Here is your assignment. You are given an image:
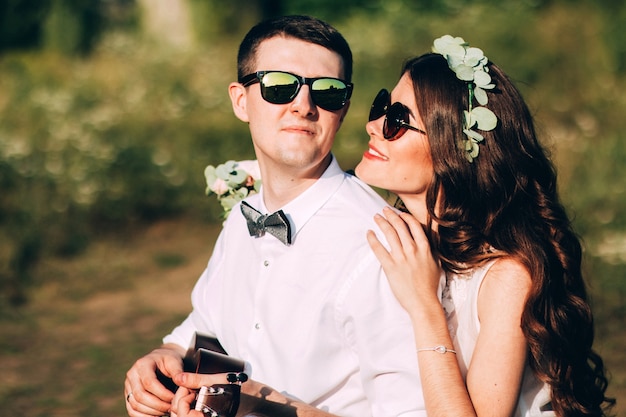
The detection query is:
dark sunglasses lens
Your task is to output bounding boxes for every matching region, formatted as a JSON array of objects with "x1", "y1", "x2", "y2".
[
  {"x1": 369, "y1": 89, "x2": 389, "y2": 121},
  {"x1": 383, "y1": 102, "x2": 409, "y2": 140},
  {"x1": 311, "y1": 78, "x2": 349, "y2": 111},
  {"x1": 260, "y1": 72, "x2": 300, "y2": 104}
]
